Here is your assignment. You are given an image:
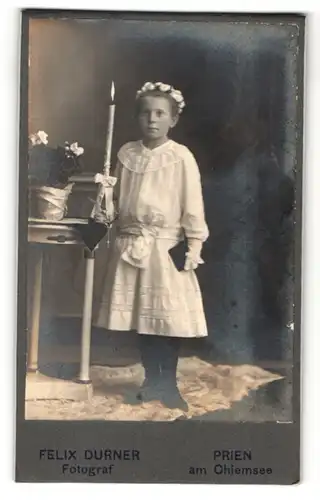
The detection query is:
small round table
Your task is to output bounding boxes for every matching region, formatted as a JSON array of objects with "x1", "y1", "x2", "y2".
[{"x1": 28, "y1": 218, "x2": 96, "y2": 384}]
